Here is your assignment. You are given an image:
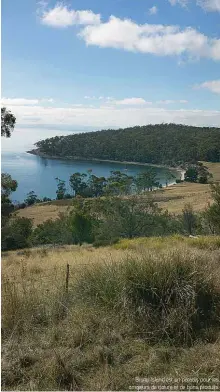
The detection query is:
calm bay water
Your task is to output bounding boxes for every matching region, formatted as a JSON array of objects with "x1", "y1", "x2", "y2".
[{"x1": 1, "y1": 151, "x2": 179, "y2": 202}]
